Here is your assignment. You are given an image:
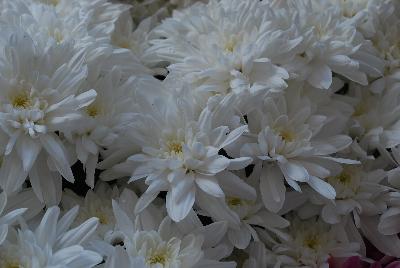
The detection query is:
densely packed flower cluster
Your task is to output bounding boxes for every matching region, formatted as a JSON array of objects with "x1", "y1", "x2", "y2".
[{"x1": 0, "y1": 0, "x2": 400, "y2": 267}]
